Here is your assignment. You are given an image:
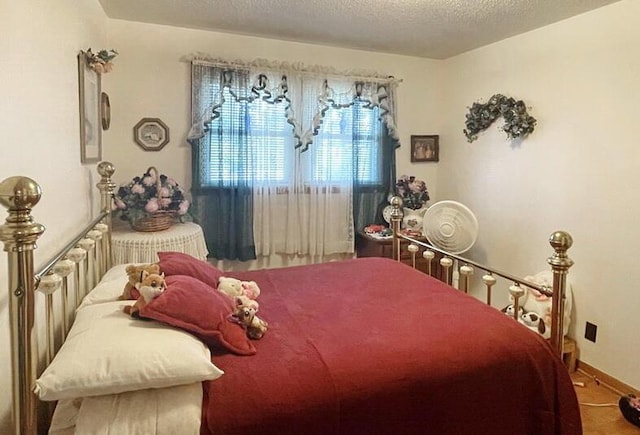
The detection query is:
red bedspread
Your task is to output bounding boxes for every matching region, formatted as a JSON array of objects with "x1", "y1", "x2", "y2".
[{"x1": 201, "y1": 258, "x2": 581, "y2": 435}]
